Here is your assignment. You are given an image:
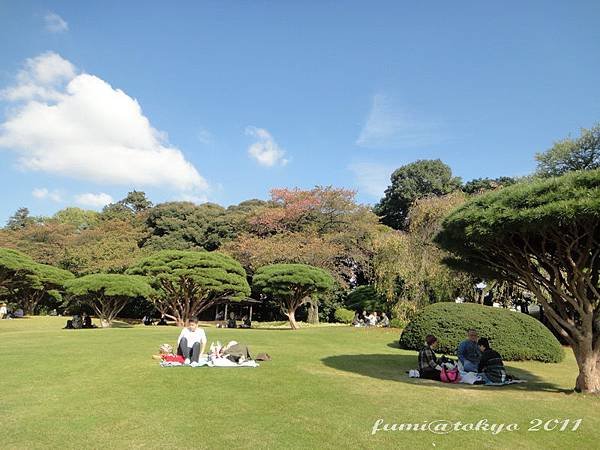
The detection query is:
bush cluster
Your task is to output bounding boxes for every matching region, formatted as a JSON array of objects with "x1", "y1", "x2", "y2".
[
  {"x1": 334, "y1": 307, "x2": 355, "y2": 324},
  {"x1": 399, "y1": 302, "x2": 564, "y2": 362}
]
